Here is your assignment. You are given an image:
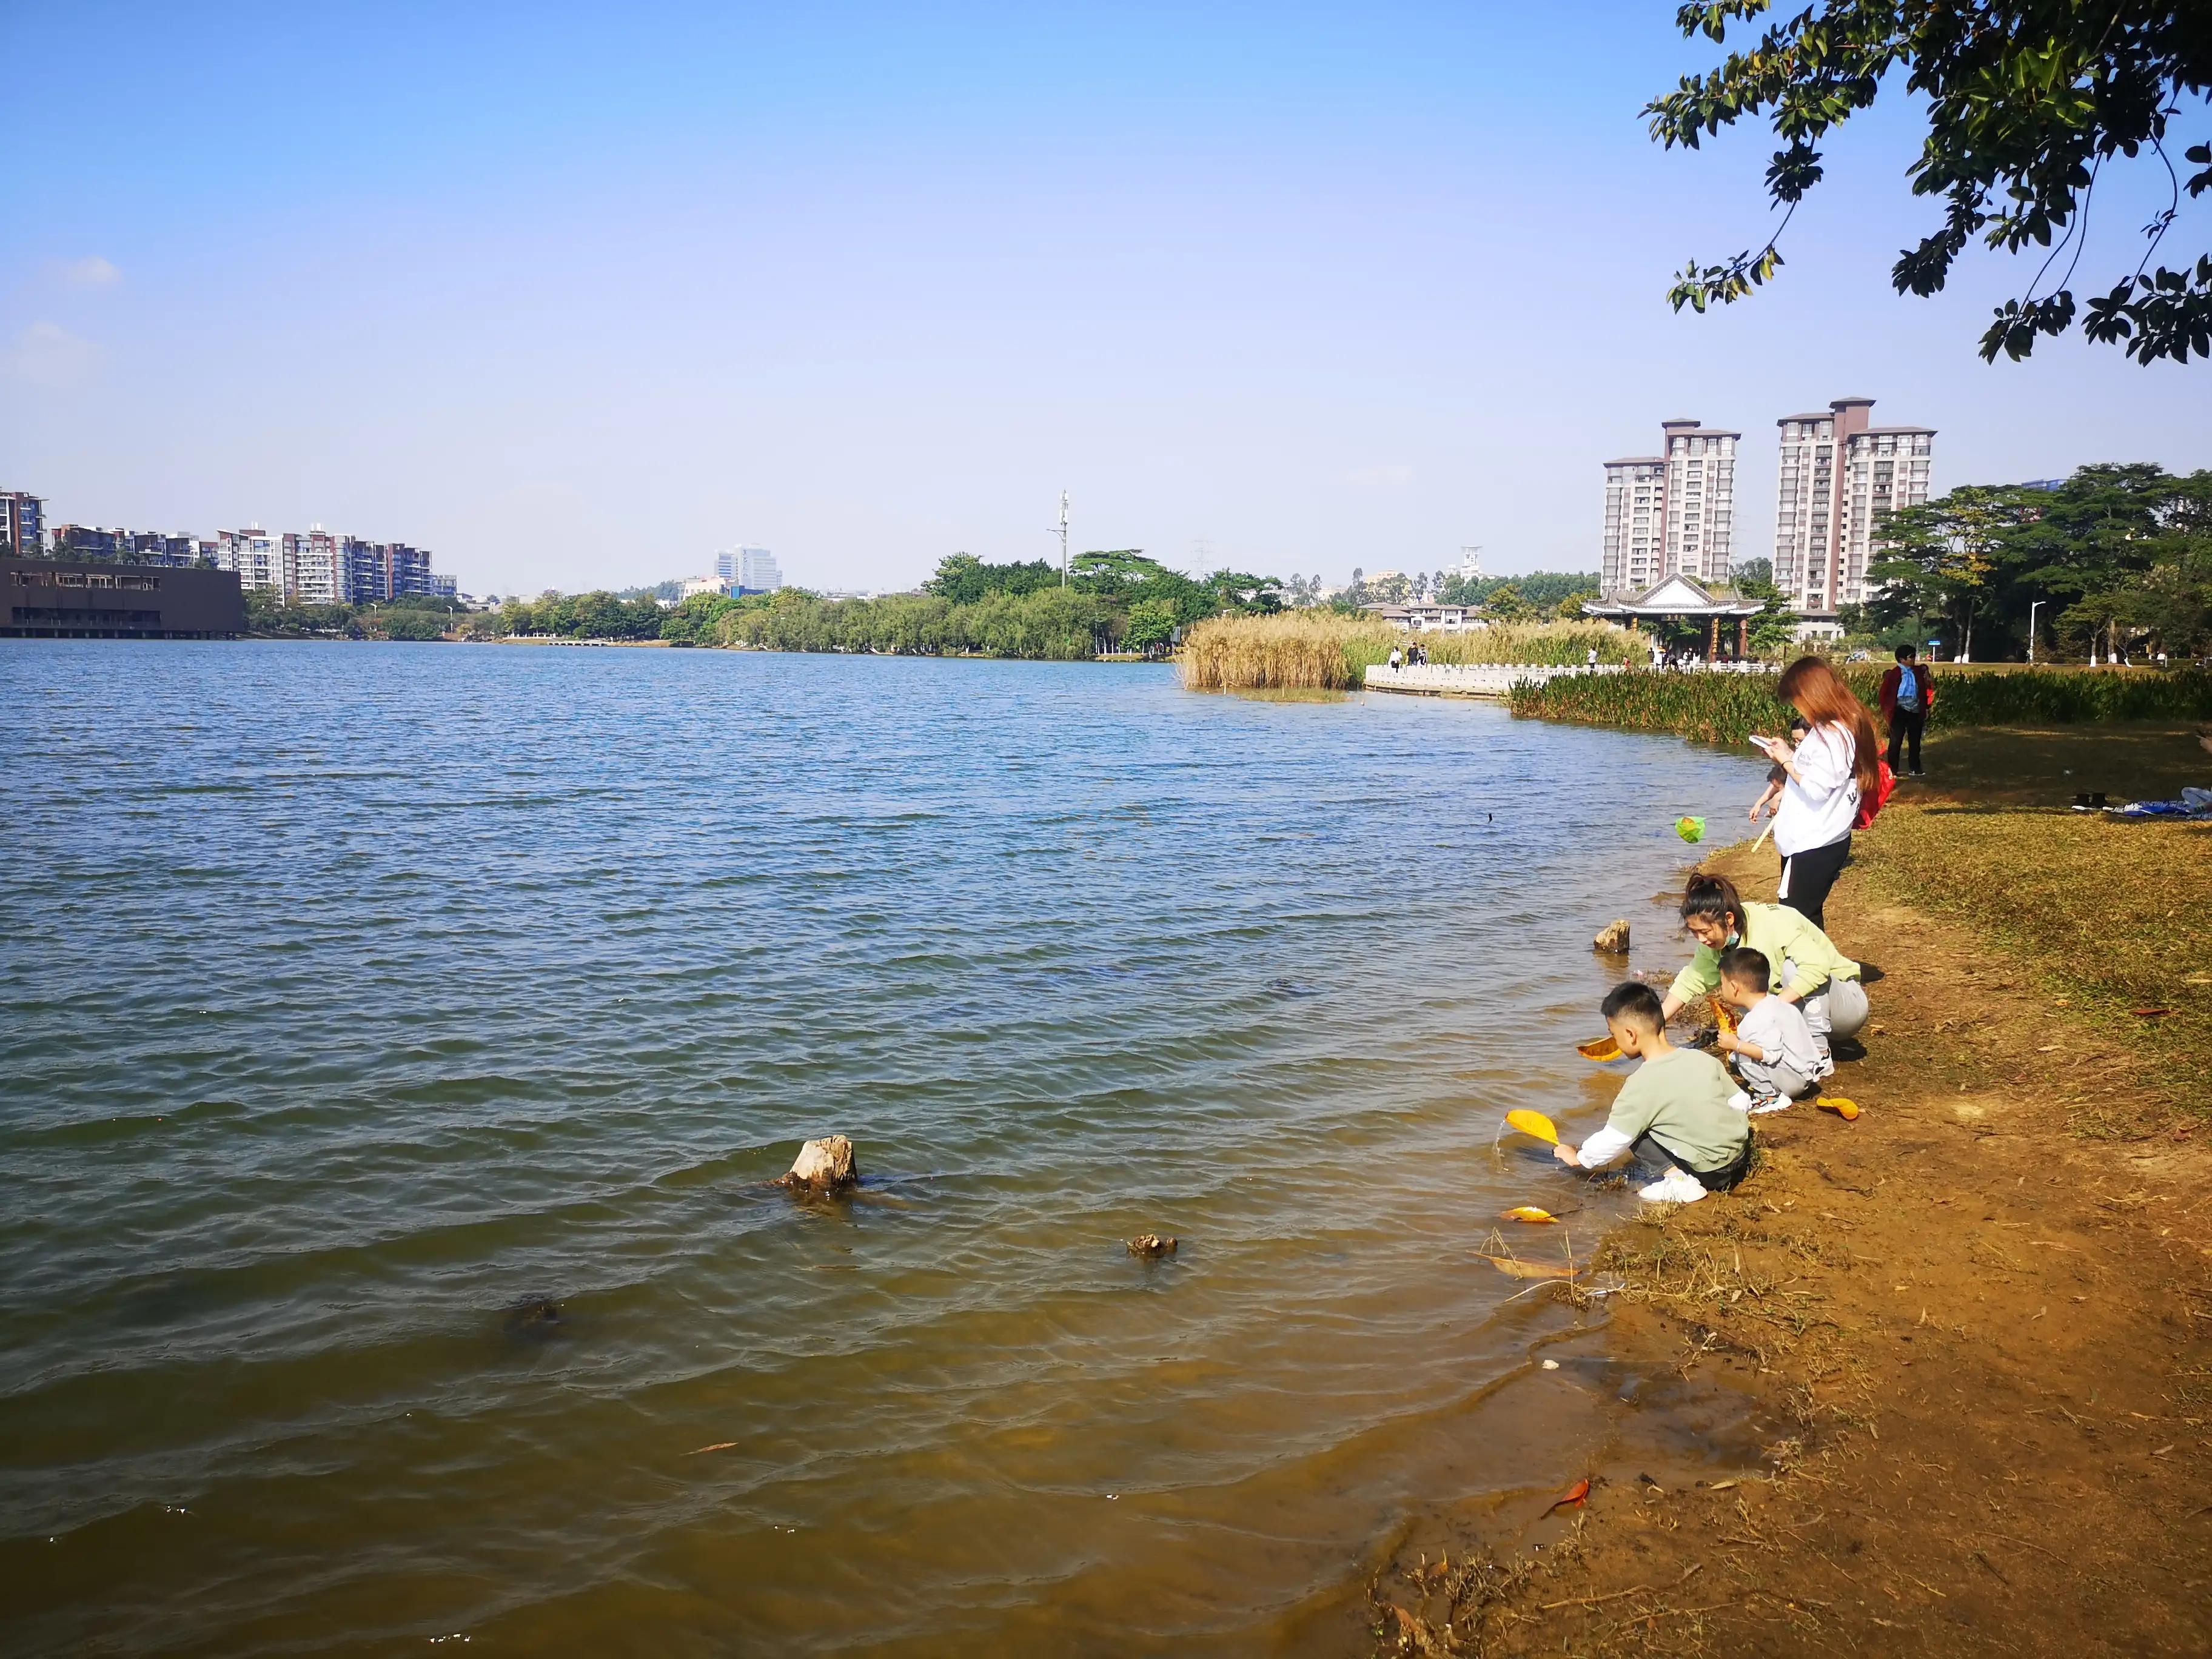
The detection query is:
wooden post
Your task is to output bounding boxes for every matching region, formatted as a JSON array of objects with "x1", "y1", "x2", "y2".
[
  {"x1": 1737, "y1": 616, "x2": 1748, "y2": 659},
  {"x1": 1706, "y1": 615, "x2": 1717, "y2": 660}
]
